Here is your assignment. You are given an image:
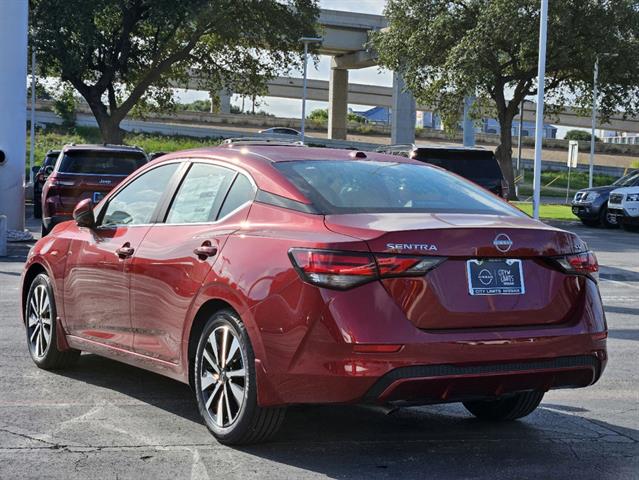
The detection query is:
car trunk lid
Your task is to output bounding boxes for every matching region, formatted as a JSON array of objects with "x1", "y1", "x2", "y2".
[{"x1": 324, "y1": 213, "x2": 589, "y2": 330}]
